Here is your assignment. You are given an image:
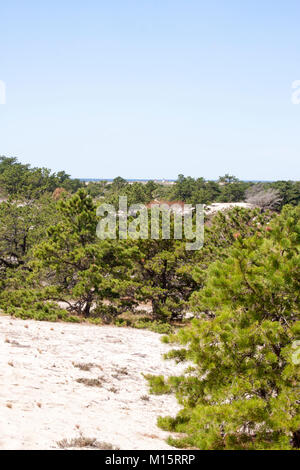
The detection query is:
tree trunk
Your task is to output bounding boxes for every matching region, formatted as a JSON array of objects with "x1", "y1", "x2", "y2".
[
  {"x1": 292, "y1": 429, "x2": 300, "y2": 448},
  {"x1": 83, "y1": 297, "x2": 92, "y2": 317}
]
